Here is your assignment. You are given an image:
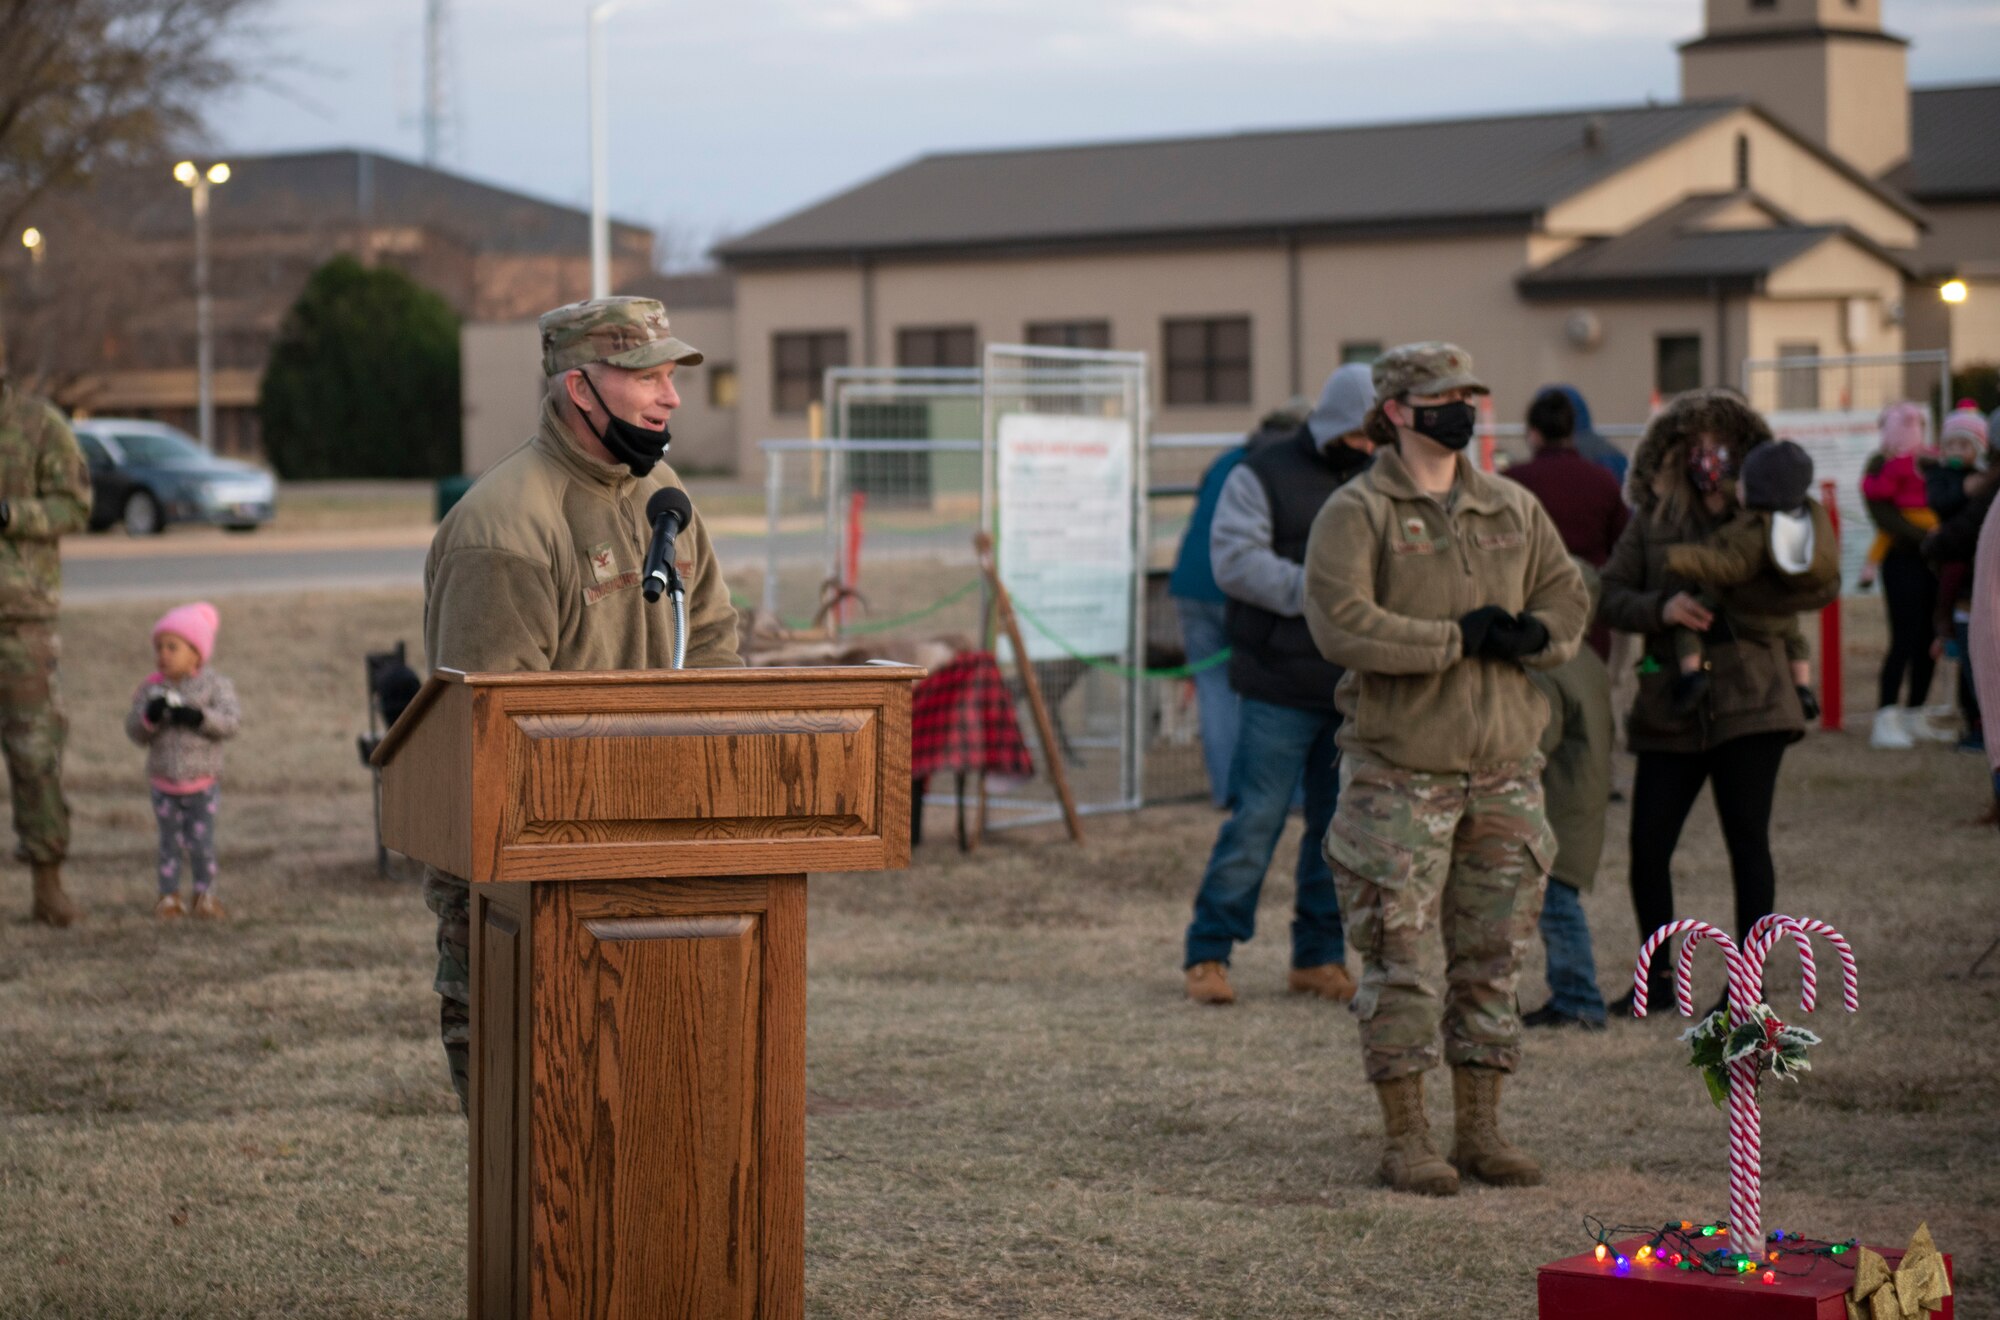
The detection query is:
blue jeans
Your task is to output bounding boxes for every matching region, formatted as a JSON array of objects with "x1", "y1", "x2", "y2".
[
  {"x1": 1537, "y1": 880, "x2": 1605, "y2": 1022},
  {"x1": 1184, "y1": 698, "x2": 1345, "y2": 969},
  {"x1": 1174, "y1": 597, "x2": 1237, "y2": 807}
]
